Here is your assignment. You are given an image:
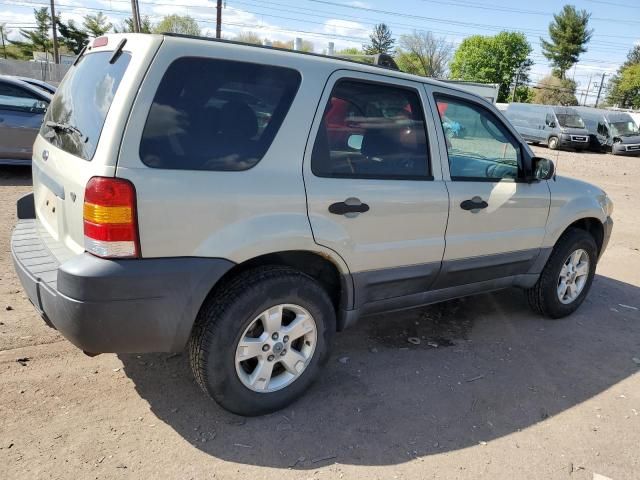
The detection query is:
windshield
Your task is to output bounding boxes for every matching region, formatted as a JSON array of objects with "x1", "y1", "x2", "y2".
[
  {"x1": 556, "y1": 113, "x2": 585, "y2": 129},
  {"x1": 610, "y1": 120, "x2": 639, "y2": 137},
  {"x1": 40, "y1": 51, "x2": 131, "y2": 161}
]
